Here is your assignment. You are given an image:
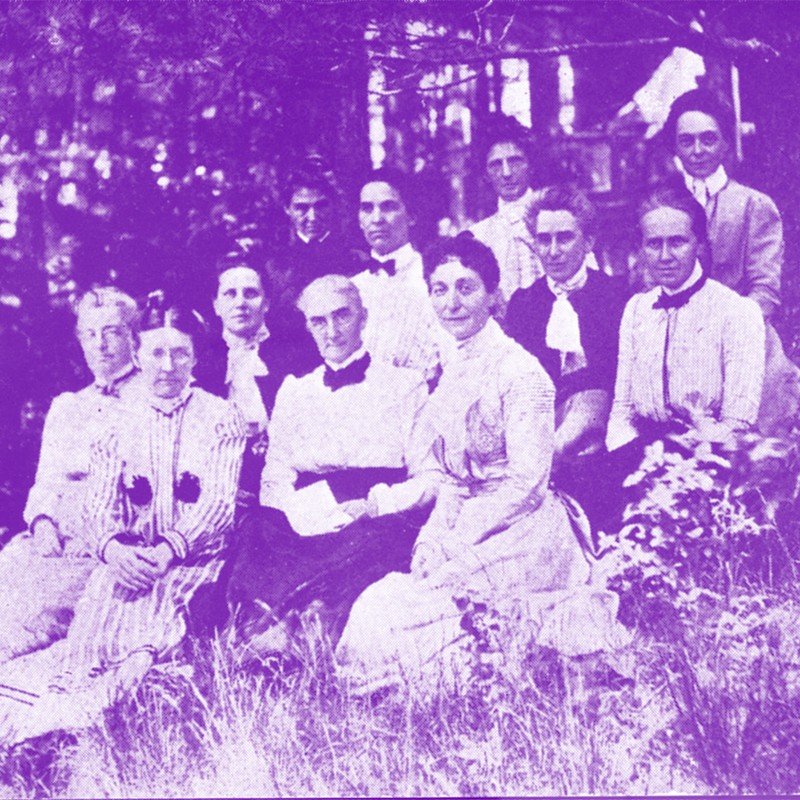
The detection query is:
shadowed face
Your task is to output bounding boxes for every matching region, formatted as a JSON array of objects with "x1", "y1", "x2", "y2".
[
  {"x1": 676, "y1": 110, "x2": 728, "y2": 180},
  {"x1": 429, "y1": 258, "x2": 494, "y2": 341},
  {"x1": 213, "y1": 267, "x2": 269, "y2": 339},
  {"x1": 358, "y1": 181, "x2": 411, "y2": 256},
  {"x1": 301, "y1": 283, "x2": 367, "y2": 364},
  {"x1": 641, "y1": 206, "x2": 700, "y2": 290},
  {"x1": 486, "y1": 141, "x2": 530, "y2": 202},
  {"x1": 535, "y1": 209, "x2": 594, "y2": 284},
  {"x1": 285, "y1": 186, "x2": 333, "y2": 242},
  {"x1": 76, "y1": 304, "x2": 134, "y2": 383},
  {"x1": 137, "y1": 326, "x2": 196, "y2": 399}
]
